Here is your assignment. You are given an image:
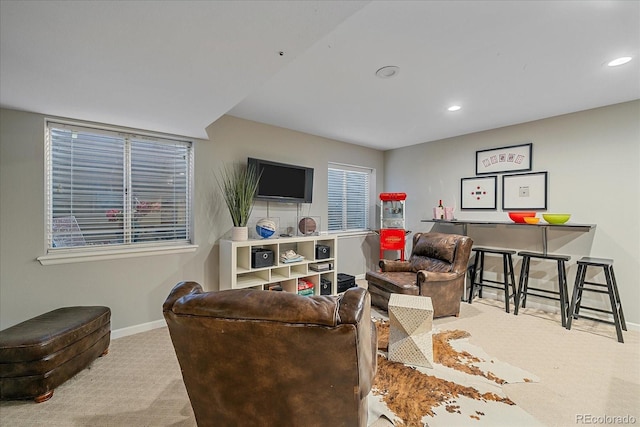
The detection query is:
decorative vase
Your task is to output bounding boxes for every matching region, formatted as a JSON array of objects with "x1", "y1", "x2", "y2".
[{"x1": 231, "y1": 226, "x2": 248, "y2": 241}]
